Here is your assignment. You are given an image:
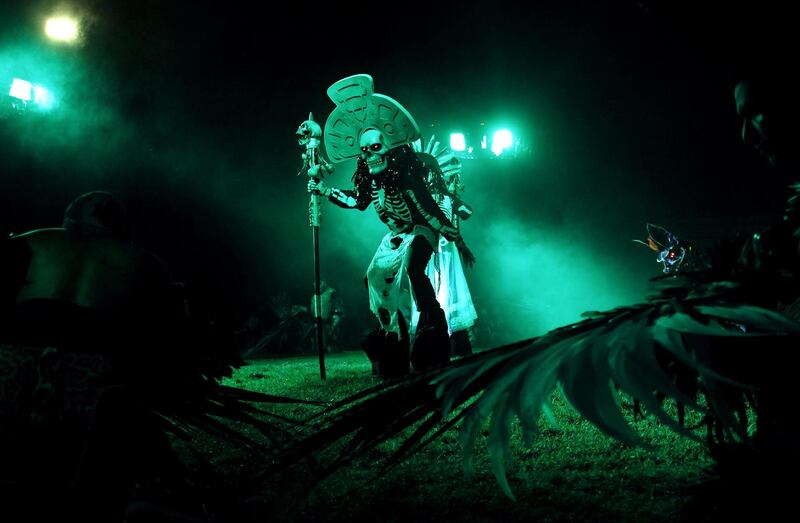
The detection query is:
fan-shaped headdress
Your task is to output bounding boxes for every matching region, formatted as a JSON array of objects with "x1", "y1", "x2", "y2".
[{"x1": 323, "y1": 74, "x2": 422, "y2": 163}]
